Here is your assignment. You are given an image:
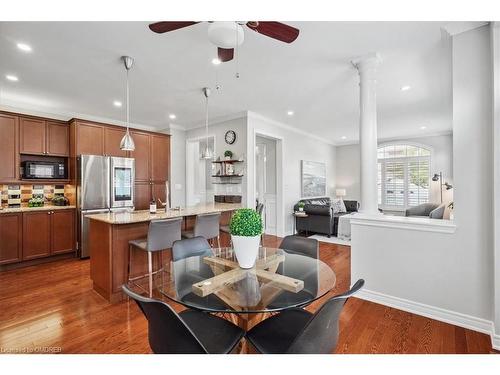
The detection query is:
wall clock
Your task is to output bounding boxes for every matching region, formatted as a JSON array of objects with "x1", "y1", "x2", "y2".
[{"x1": 225, "y1": 130, "x2": 236, "y2": 145}]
